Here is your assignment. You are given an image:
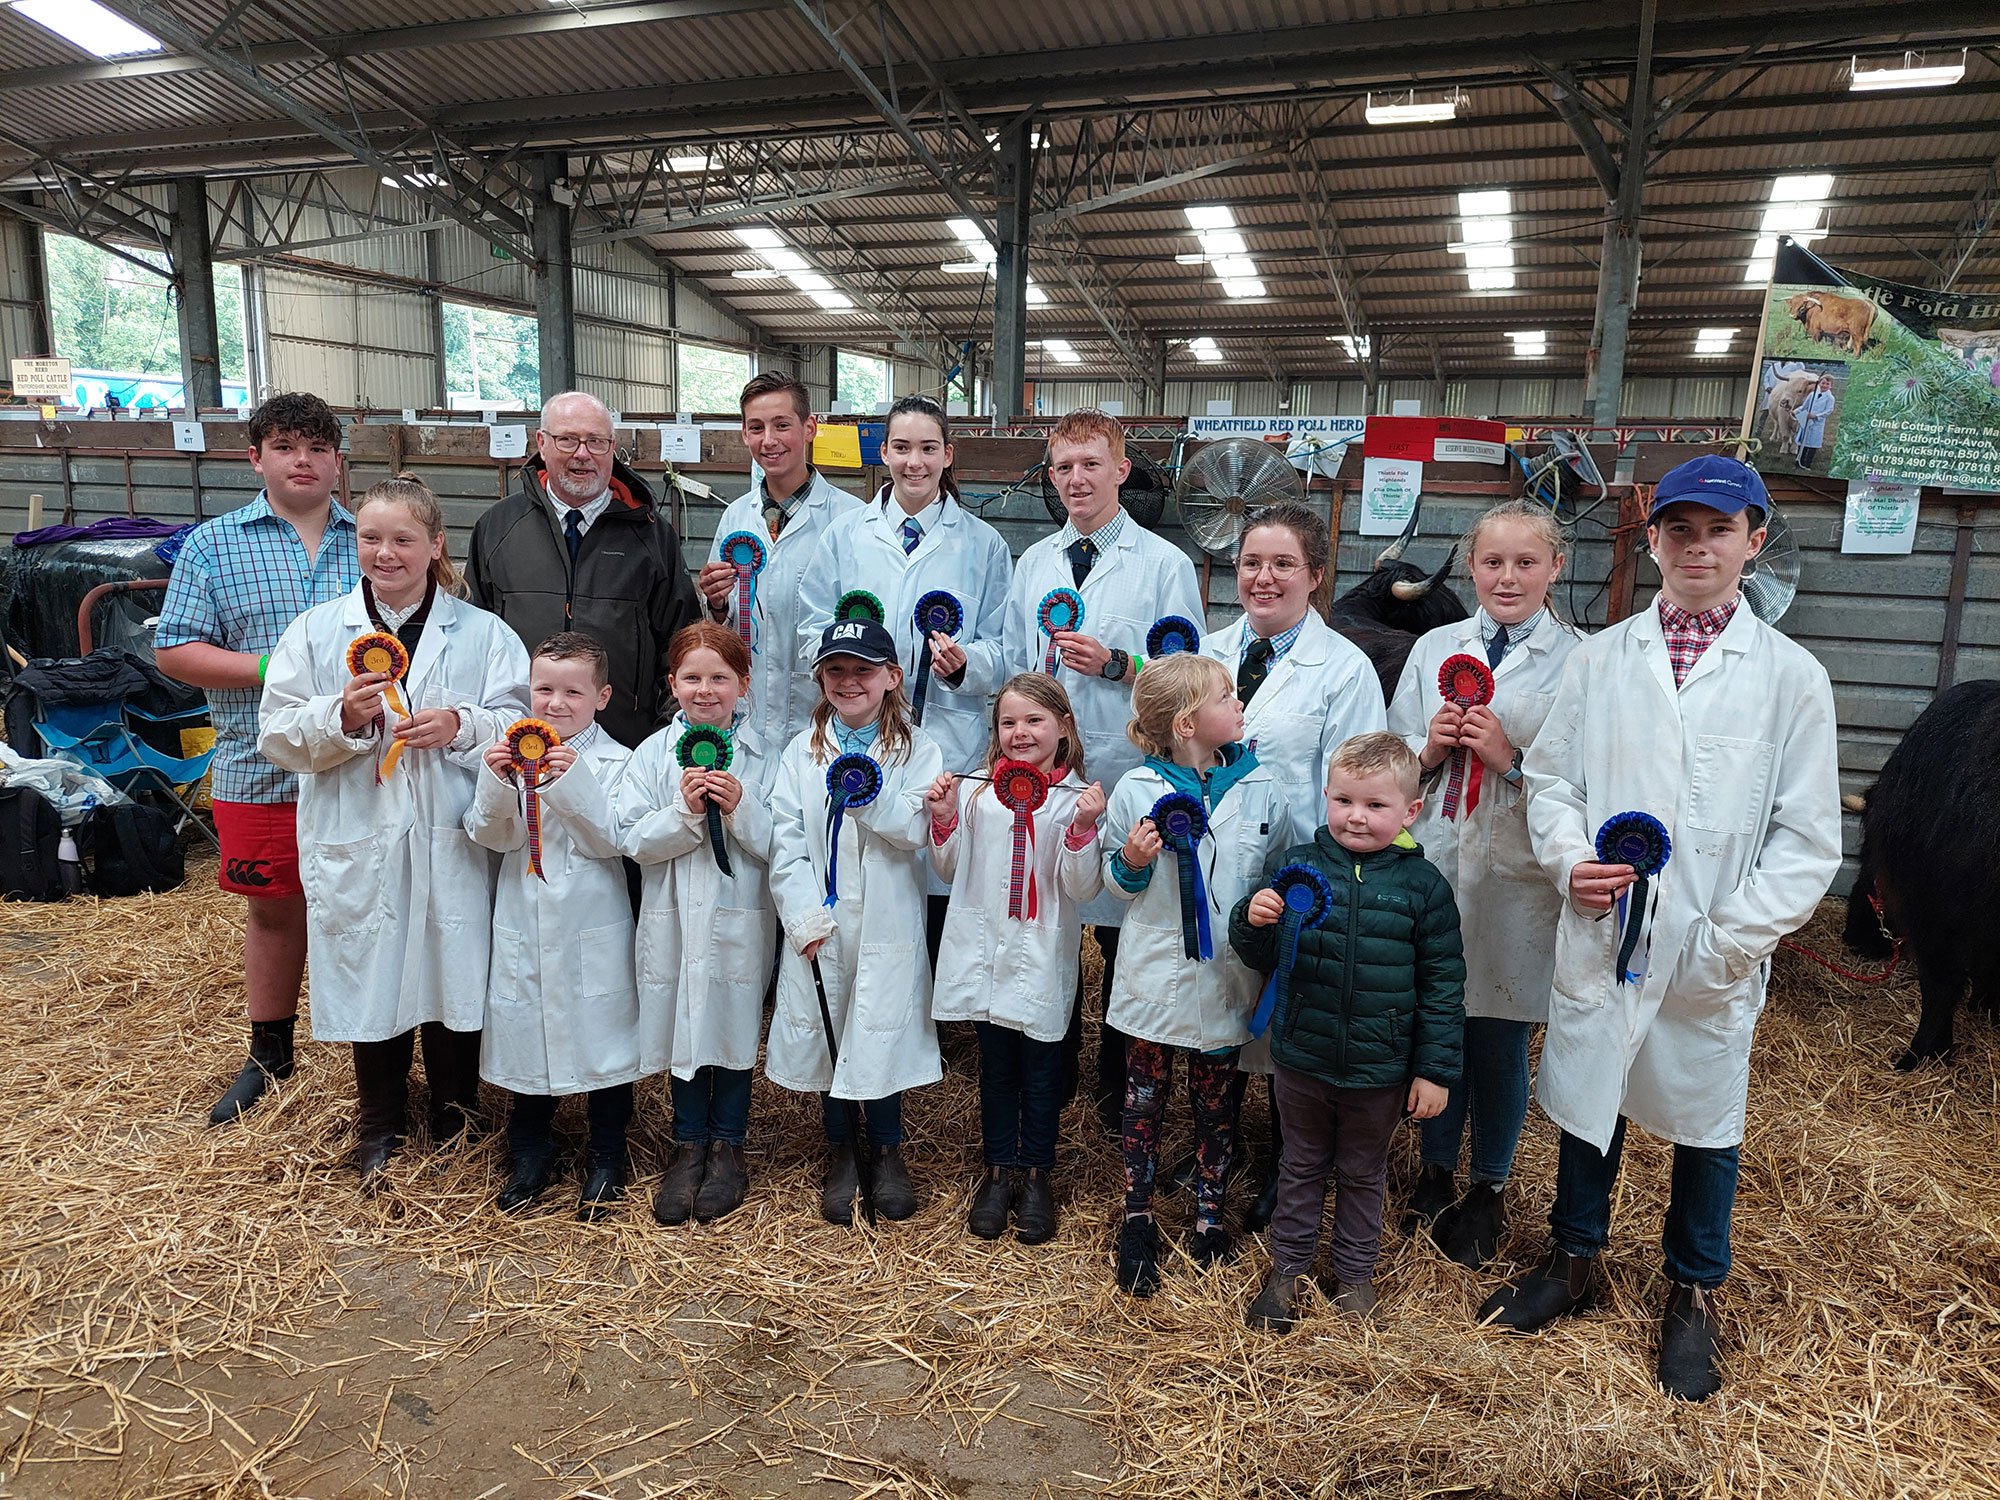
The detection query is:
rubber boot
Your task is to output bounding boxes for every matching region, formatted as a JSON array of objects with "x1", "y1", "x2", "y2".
[
  {"x1": 692, "y1": 1142, "x2": 749, "y2": 1223},
  {"x1": 652, "y1": 1142, "x2": 707, "y2": 1227},
  {"x1": 1478, "y1": 1247, "x2": 1598, "y2": 1332},
  {"x1": 967, "y1": 1166, "x2": 1014, "y2": 1240},
  {"x1": 1014, "y1": 1168, "x2": 1058, "y2": 1246},
  {"x1": 208, "y1": 1017, "x2": 296, "y2": 1126},
  {"x1": 1658, "y1": 1282, "x2": 1724, "y2": 1402},
  {"x1": 820, "y1": 1144, "x2": 860, "y2": 1226},
  {"x1": 872, "y1": 1144, "x2": 918, "y2": 1222},
  {"x1": 351, "y1": 1033, "x2": 412, "y2": 1191}
]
